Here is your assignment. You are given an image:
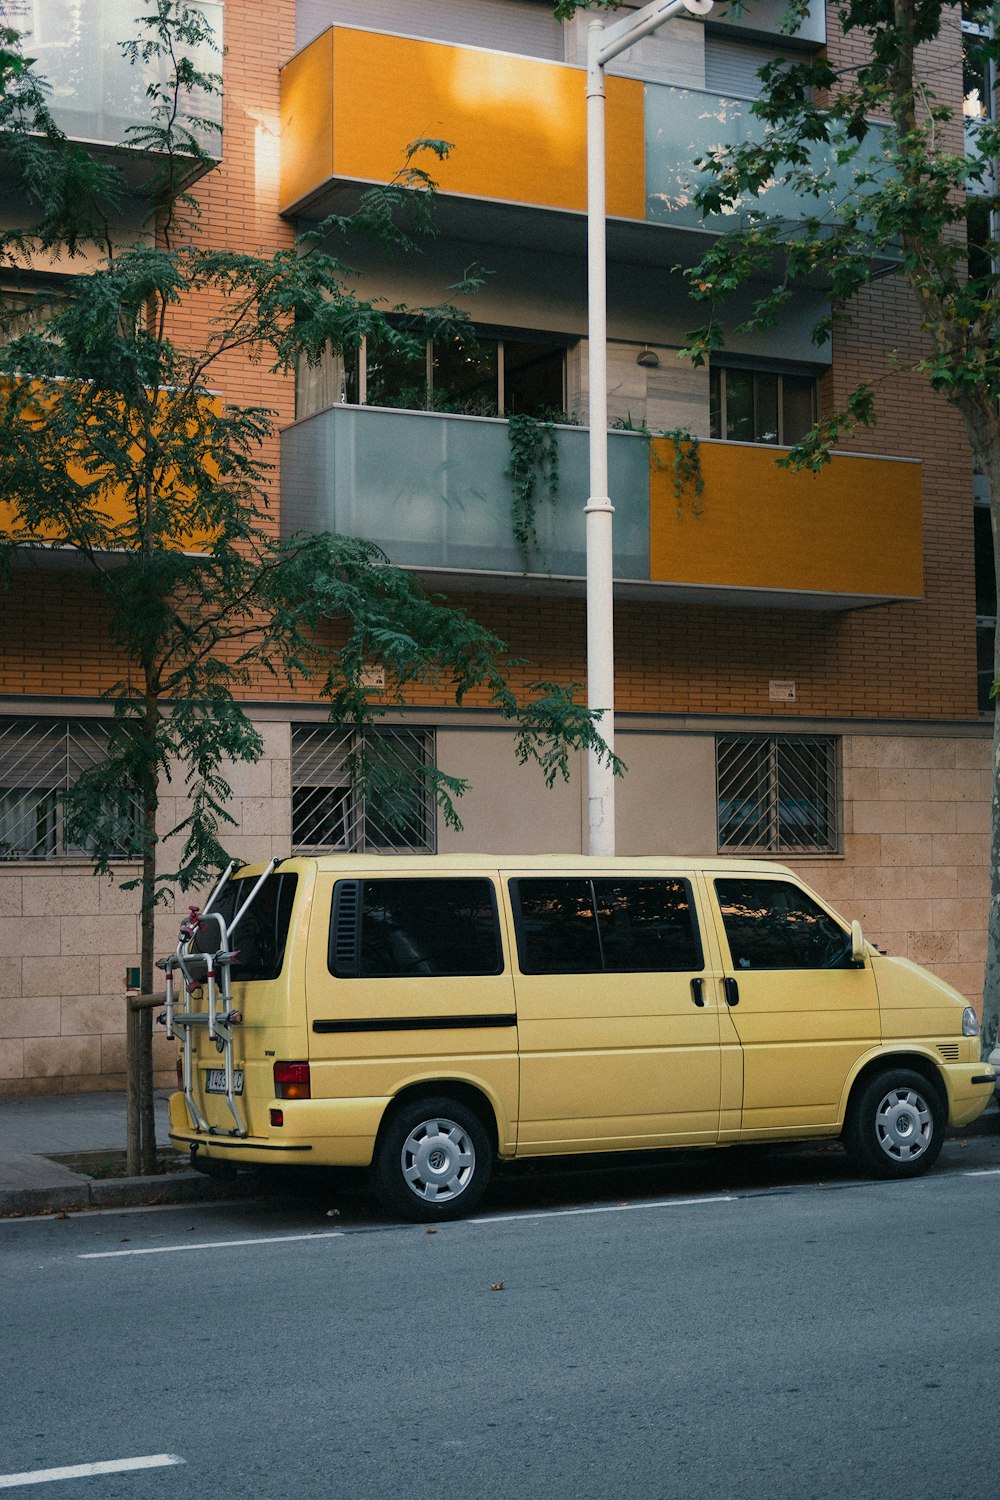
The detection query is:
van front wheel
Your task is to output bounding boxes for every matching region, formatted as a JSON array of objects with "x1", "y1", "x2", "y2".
[
  {"x1": 844, "y1": 1068, "x2": 945, "y2": 1179},
  {"x1": 372, "y1": 1096, "x2": 493, "y2": 1222}
]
